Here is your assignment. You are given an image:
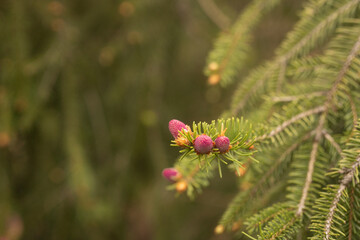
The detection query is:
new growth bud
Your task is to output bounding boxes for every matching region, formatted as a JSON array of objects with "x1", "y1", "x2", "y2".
[
  {"x1": 208, "y1": 62, "x2": 219, "y2": 71},
  {"x1": 215, "y1": 126, "x2": 231, "y2": 153},
  {"x1": 168, "y1": 119, "x2": 187, "y2": 139},
  {"x1": 208, "y1": 74, "x2": 220, "y2": 85},
  {"x1": 194, "y1": 134, "x2": 213, "y2": 154},
  {"x1": 176, "y1": 180, "x2": 188, "y2": 193},
  {"x1": 214, "y1": 224, "x2": 225, "y2": 235},
  {"x1": 162, "y1": 168, "x2": 181, "y2": 182},
  {"x1": 175, "y1": 136, "x2": 190, "y2": 147},
  {"x1": 215, "y1": 136, "x2": 230, "y2": 153}
]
